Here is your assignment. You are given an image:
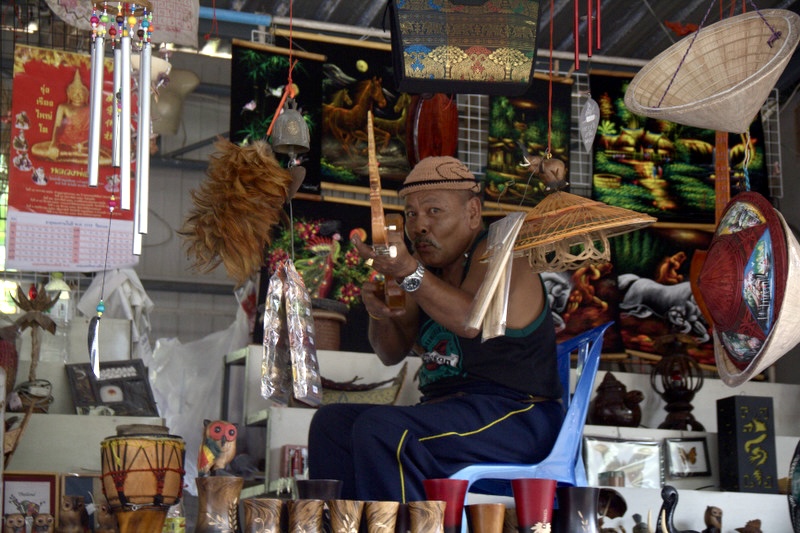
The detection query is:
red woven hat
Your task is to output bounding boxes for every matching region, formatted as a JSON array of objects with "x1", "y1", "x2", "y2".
[{"x1": 696, "y1": 192, "x2": 800, "y2": 386}]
